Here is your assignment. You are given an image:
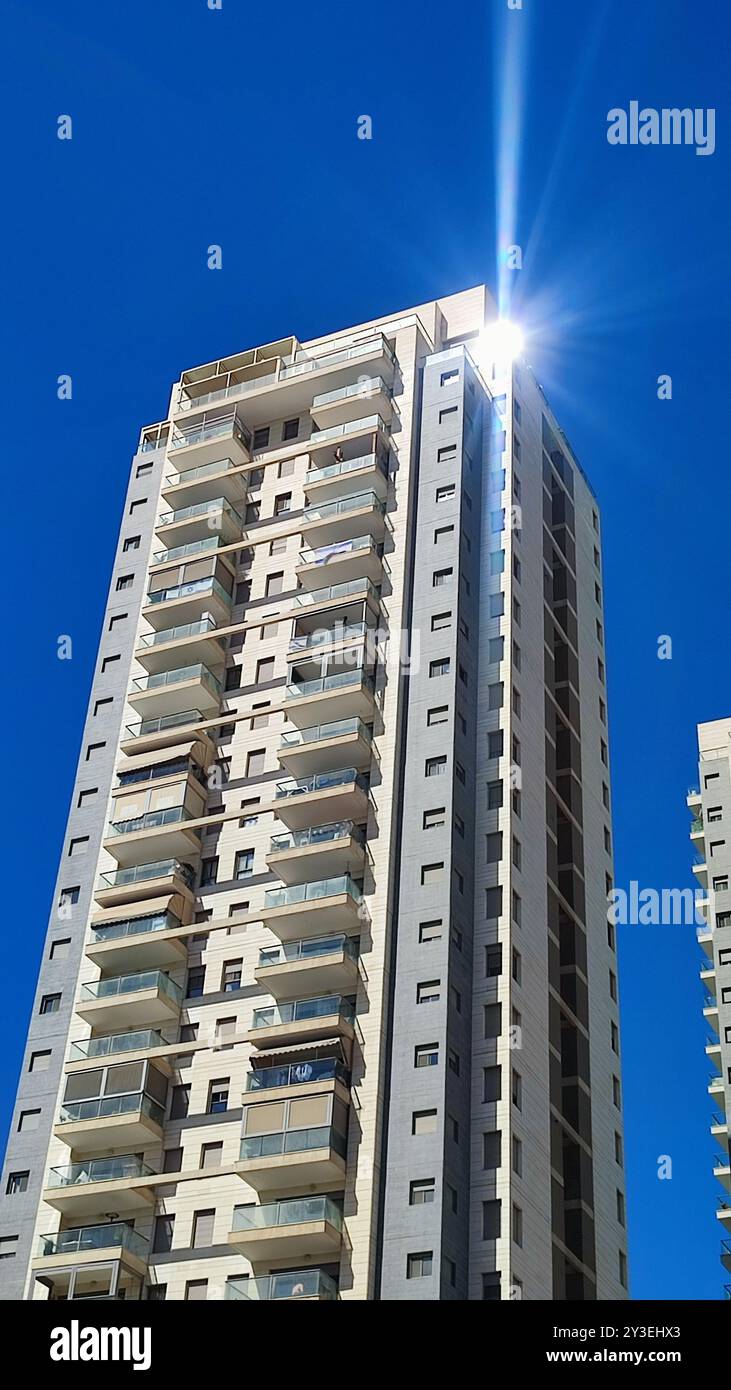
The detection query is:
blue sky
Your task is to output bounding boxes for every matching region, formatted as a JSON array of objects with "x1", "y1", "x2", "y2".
[{"x1": 2, "y1": 0, "x2": 729, "y2": 1298}]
